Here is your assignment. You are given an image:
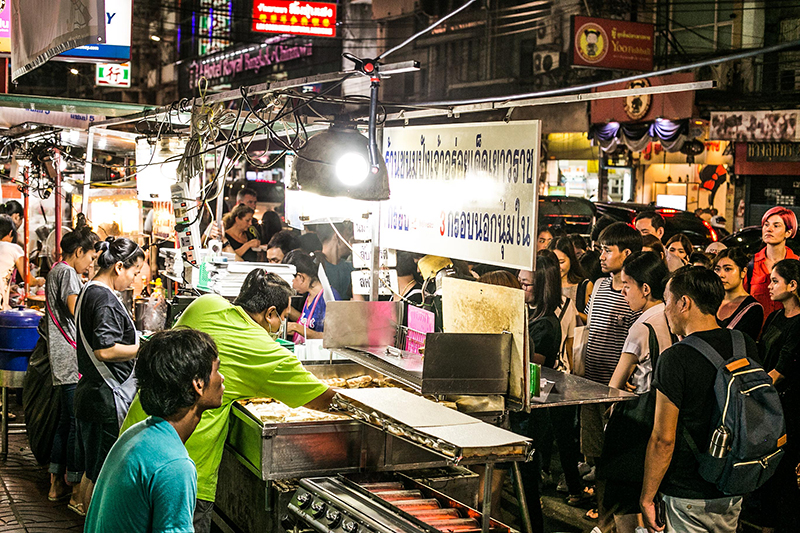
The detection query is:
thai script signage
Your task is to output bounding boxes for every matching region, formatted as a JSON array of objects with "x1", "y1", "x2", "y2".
[
  {"x1": 187, "y1": 37, "x2": 312, "y2": 89},
  {"x1": 381, "y1": 121, "x2": 540, "y2": 271},
  {"x1": 746, "y1": 142, "x2": 800, "y2": 162},
  {"x1": 252, "y1": 1, "x2": 337, "y2": 37},
  {"x1": 571, "y1": 16, "x2": 654, "y2": 71}
]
